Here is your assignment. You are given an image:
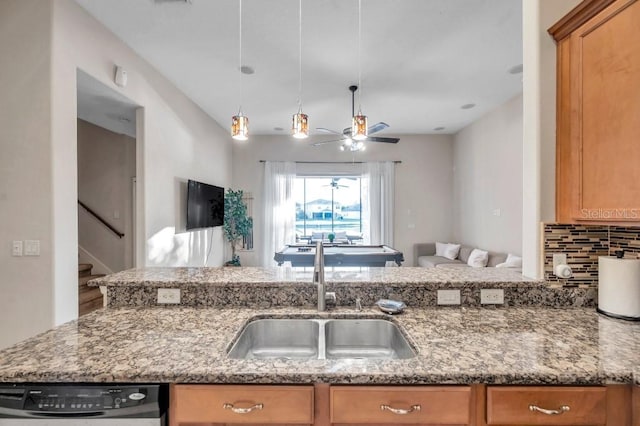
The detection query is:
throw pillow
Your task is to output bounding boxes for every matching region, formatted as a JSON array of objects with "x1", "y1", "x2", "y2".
[
  {"x1": 505, "y1": 253, "x2": 522, "y2": 267},
  {"x1": 443, "y1": 243, "x2": 461, "y2": 260},
  {"x1": 467, "y1": 249, "x2": 489, "y2": 267},
  {"x1": 435, "y1": 242, "x2": 447, "y2": 257}
]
